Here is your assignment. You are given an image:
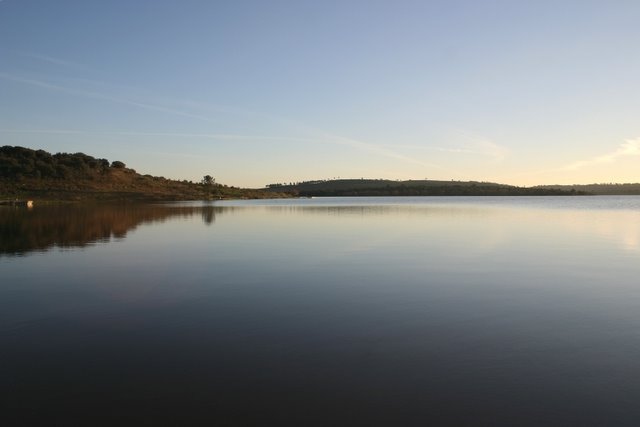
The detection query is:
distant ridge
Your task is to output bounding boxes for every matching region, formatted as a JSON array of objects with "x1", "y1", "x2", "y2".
[
  {"x1": 264, "y1": 179, "x2": 587, "y2": 197},
  {"x1": 535, "y1": 183, "x2": 640, "y2": 195}
]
